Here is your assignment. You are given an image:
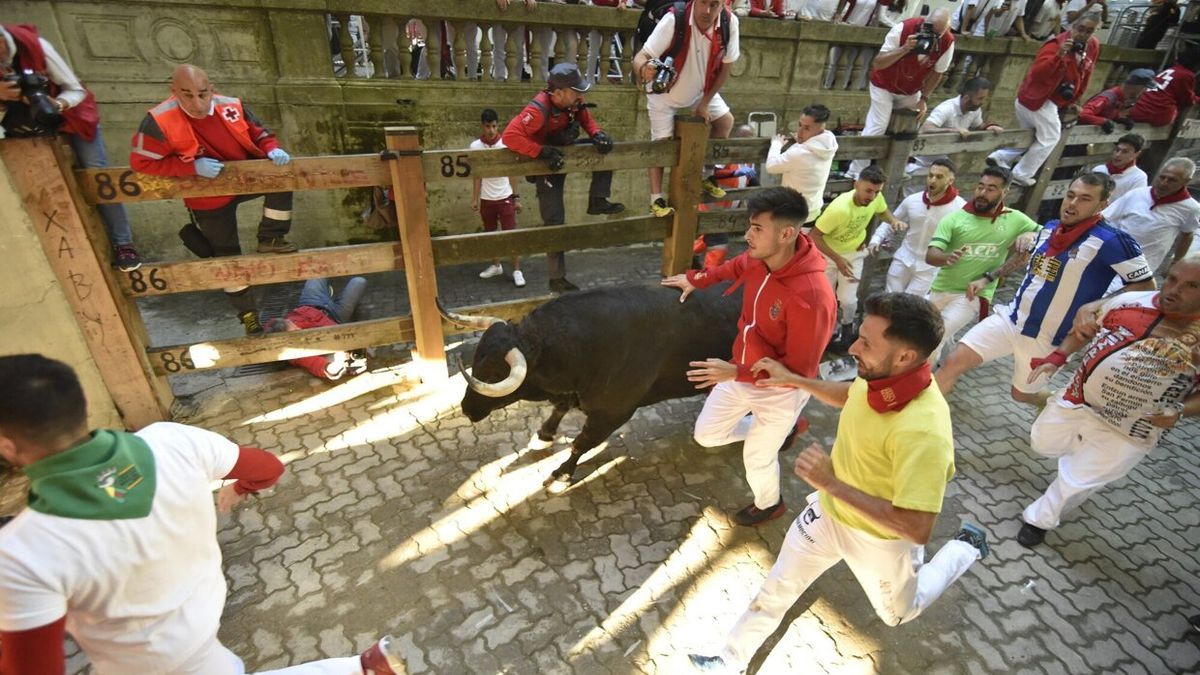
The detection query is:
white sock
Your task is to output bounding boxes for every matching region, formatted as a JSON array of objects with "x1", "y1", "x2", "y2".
[{"x1": 651, "y1": 193, "x2": 663, "y2": 203}]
